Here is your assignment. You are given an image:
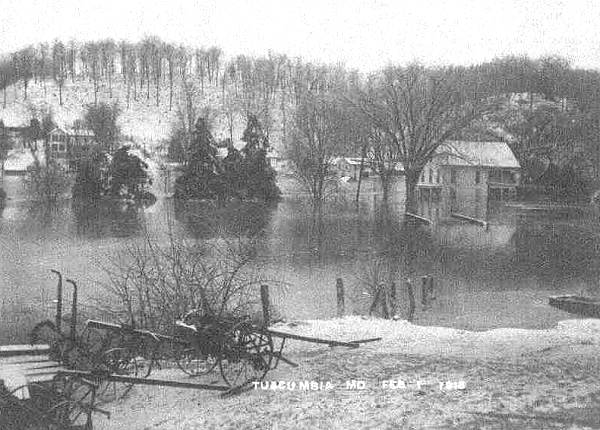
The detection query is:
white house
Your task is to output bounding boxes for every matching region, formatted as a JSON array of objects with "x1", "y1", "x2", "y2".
[{"x1": 417, "y1": 140, "x2": 521, "y2": 199}]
